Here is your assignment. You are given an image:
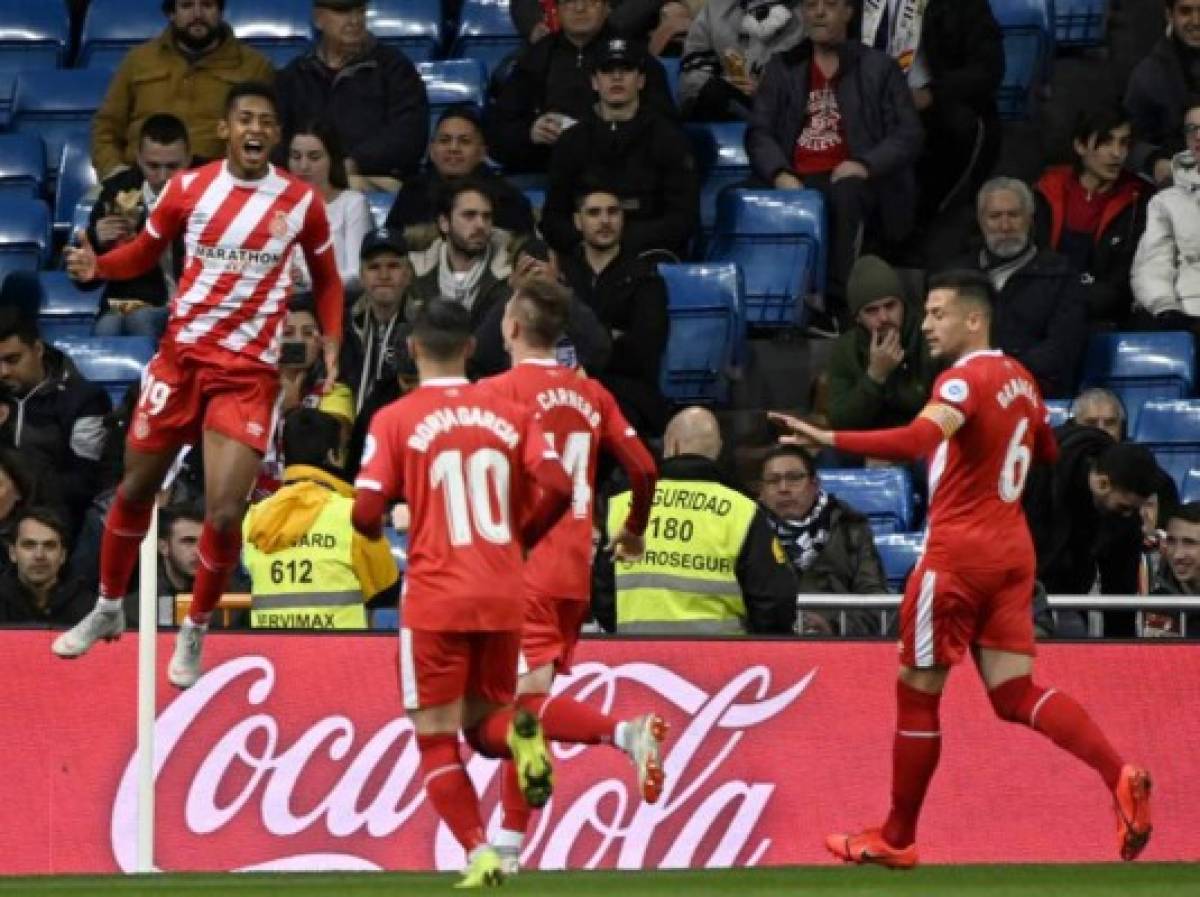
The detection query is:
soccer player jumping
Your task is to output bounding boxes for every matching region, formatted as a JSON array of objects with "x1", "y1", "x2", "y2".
[
  {"x1": 53, "y1": 82, "x2": 343, "y2": 688},
  {"x1": 772, "y1": 270, "x2": 1152, "y2": 868}
]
